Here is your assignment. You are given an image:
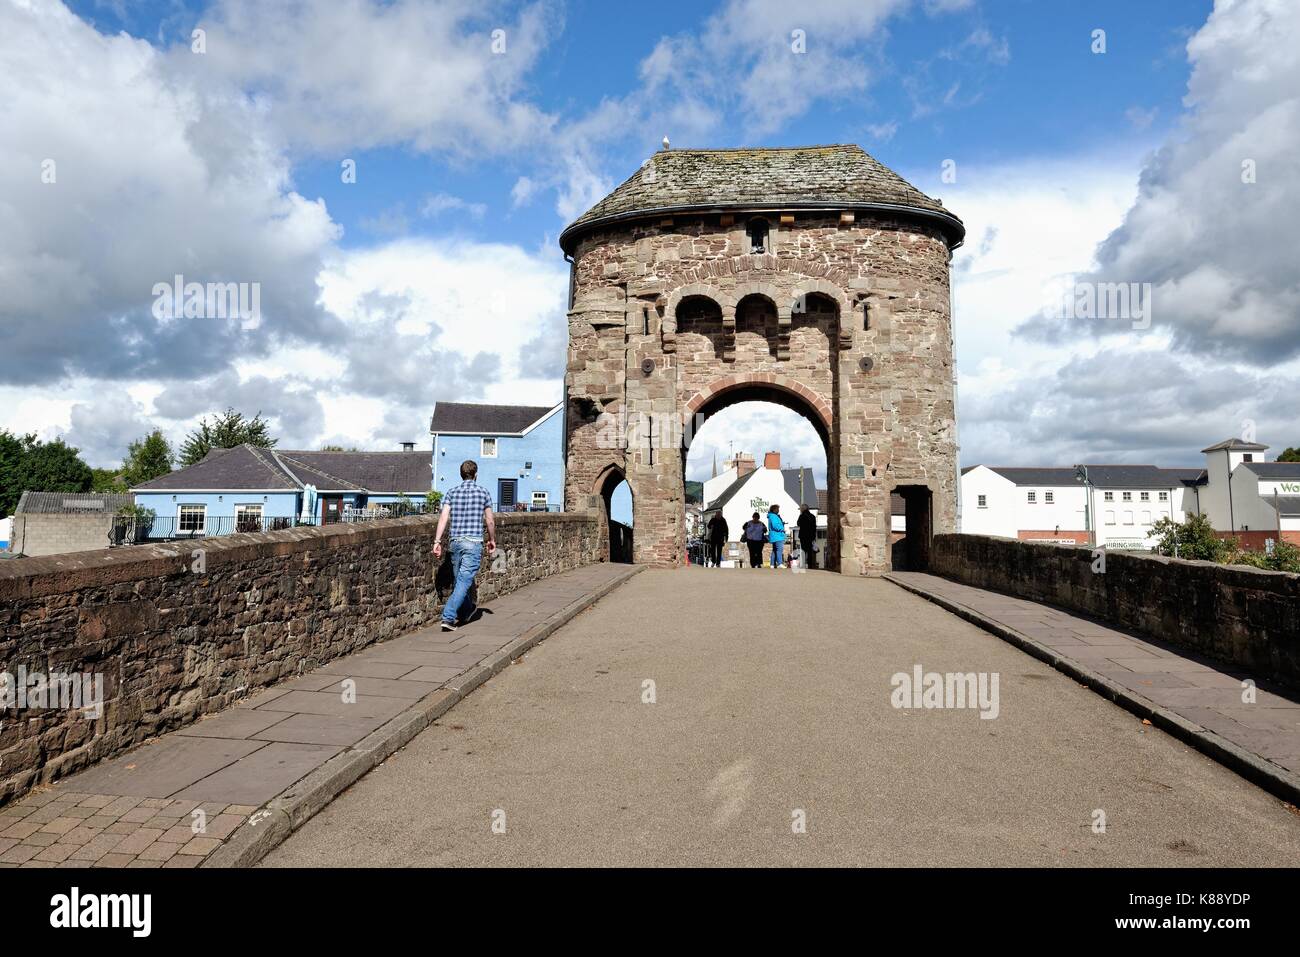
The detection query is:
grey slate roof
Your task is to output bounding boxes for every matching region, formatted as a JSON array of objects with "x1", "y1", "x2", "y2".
[
  {"x1": 133, "y1": 446, "x2": 297, "y2": 492},
  {"x1": 979, "y1": 465, "x2": 1204, "y2": 489},
  {"x1": 1242, "y1": 461, "x2": 1300, "y2": 479},
  {"x1": 132, "y1": 445, "x2": 431, "y2": 494},
  {"x1": 15, "y1": 491, "x2": 134, "y2": 514},
  {"x1": 430, "y1": 402, "x2": 556, "y2": 435},
  {"x1": 782, "y1": 467, "x2": 819, "y2": 507},
  {"x1": 278, "y1": 451, "x2": 430, "y2": 493},
  {"x1": 1201, "y1": 437, "x2": 1269, "y2": 452},
  {"x1": 560, "y1": 145, "x2": 964, "y2": 252},
  {"x1": 1267, "y1": 495, "x2": 1300, "y2": 516}
]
